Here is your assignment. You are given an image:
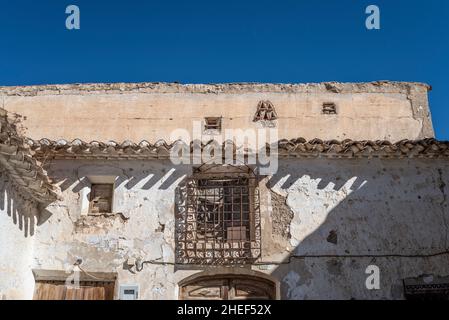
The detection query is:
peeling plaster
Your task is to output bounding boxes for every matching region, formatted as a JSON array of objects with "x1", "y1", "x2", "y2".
[{"x1": 2, "y1": 158, "x2": 449, "y2": 299}]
